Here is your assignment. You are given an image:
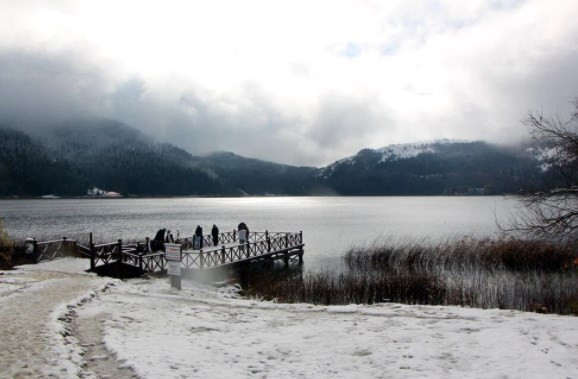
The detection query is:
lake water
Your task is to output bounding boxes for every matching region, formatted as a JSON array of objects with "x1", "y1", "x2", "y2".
[{"x1": 0, "y1": 196, "x2": 521, "y2": 270}]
